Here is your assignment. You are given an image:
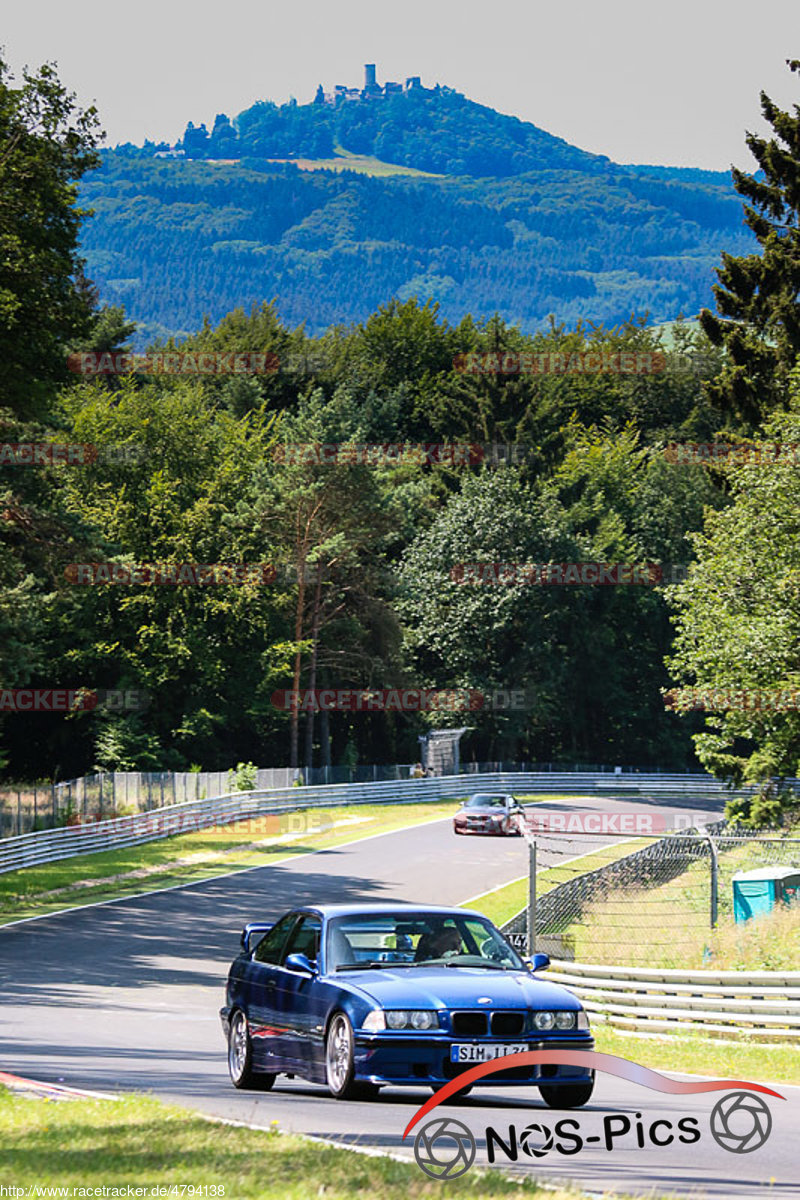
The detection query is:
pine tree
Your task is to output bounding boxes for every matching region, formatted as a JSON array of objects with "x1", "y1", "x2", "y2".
[{"x1": 699, "y1": 58, "x2": 800, "y2": 426}]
